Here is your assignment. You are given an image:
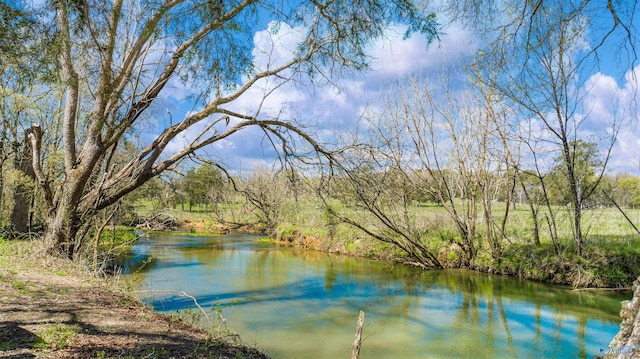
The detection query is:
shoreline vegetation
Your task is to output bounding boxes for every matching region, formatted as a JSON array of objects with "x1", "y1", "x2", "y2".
[
  {"x1": 125, "y1": 168, "x2": 640, "y2": 291},
  {"x1": 174, "y1": 215, "x2": 640, "y2": 291}
]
